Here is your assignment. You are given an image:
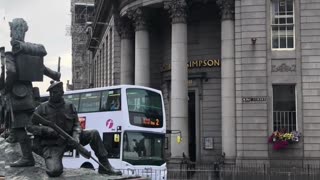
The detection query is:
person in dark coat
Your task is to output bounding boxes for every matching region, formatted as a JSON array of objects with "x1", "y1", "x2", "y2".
[{"x1": 27, "y1": 81, "x2": 122, "y2": 177}]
